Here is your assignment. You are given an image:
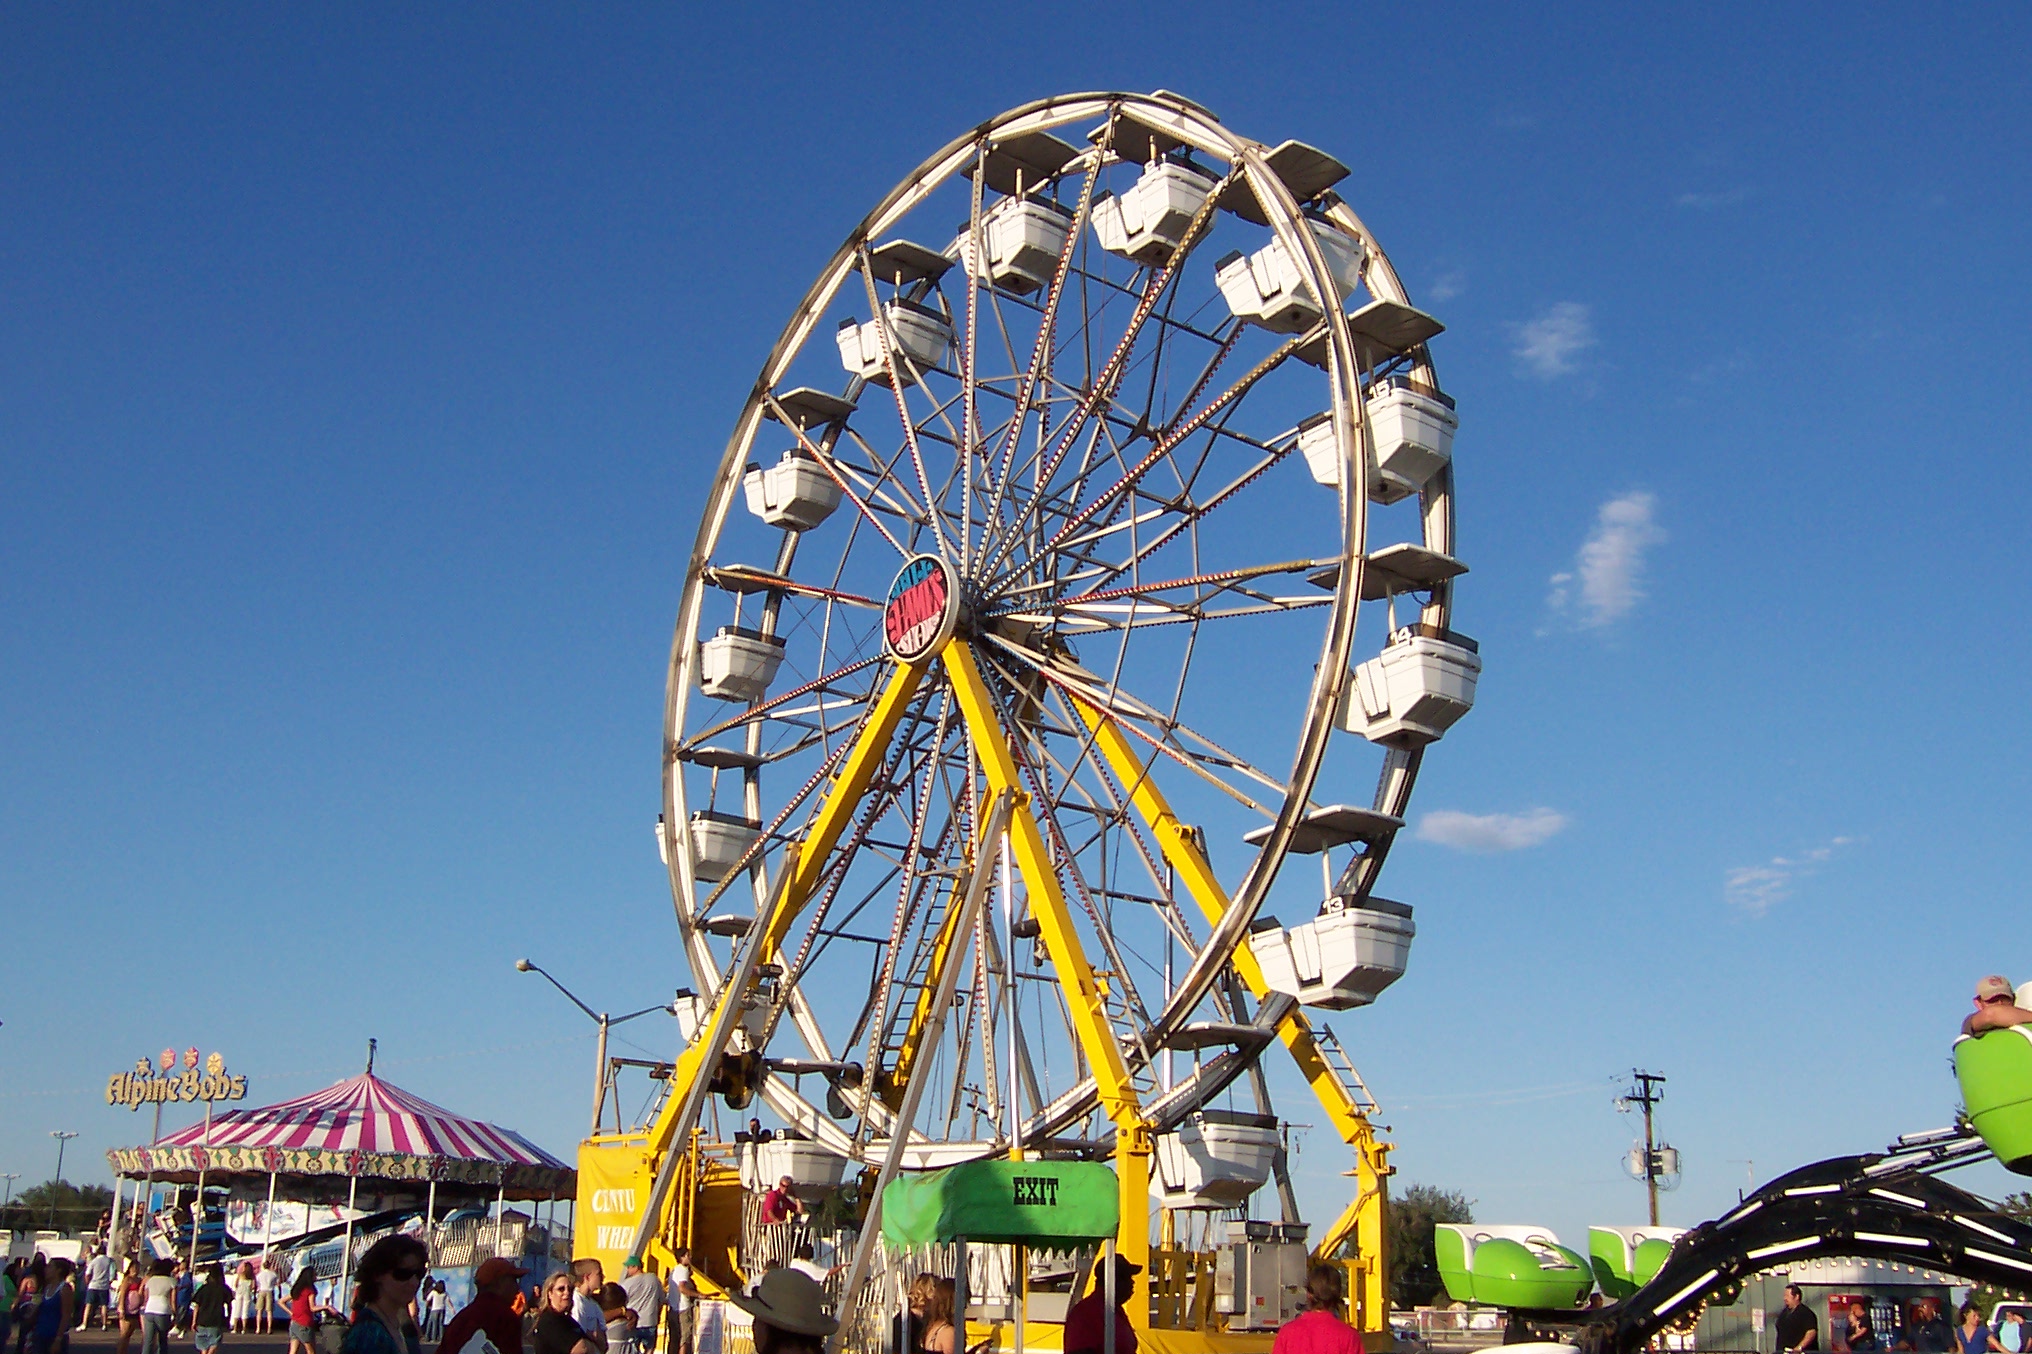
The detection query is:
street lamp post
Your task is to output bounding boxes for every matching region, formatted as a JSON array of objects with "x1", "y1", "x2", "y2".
[
  {"x1": 514, "y1": 960, "x2": 680, "y2": 1133},
  {"x1": 2, "y1": 1173, "x2": 20, "y2": 1214},
  {"x1": 49, "y1": 1132, "x2": 78, "y2": 1229}
]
